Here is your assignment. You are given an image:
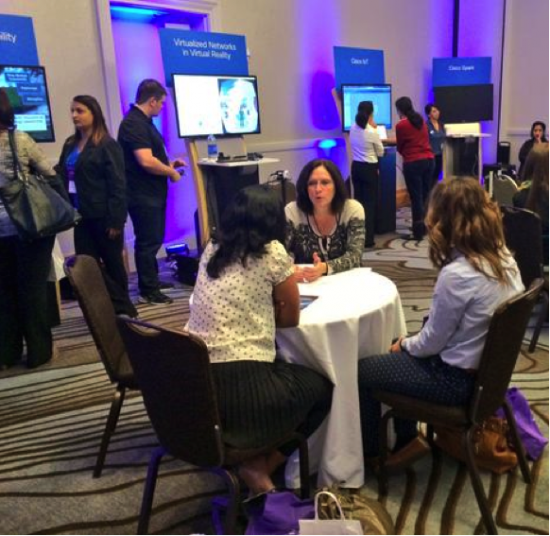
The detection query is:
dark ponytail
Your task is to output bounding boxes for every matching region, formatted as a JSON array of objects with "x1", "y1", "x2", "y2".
[
  {"x1": 396, "y1": 96, "x2": 423, "y2": 130},
  {"x1": 355, "y1": 111, "x2": 368, "y2": 129}
]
